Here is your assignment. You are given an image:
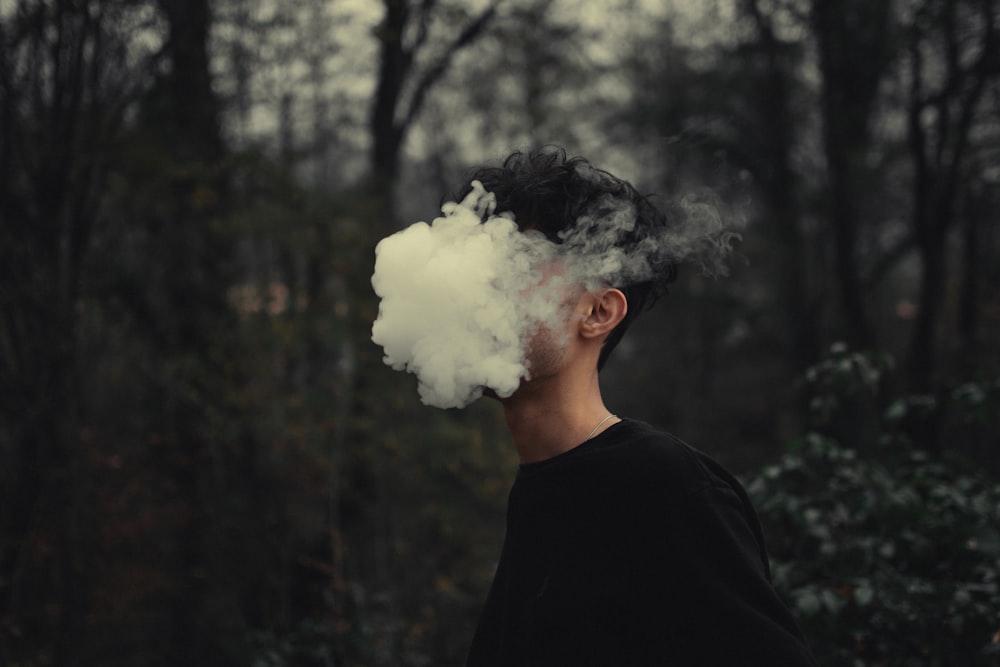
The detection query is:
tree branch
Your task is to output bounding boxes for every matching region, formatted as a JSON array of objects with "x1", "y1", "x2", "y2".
[
  {"x1": 410, "y1": 0, "x2": 438, "y2": 55},
  {"x1": 400, "y1": 2, "x2": 498, "y2": 134}
]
